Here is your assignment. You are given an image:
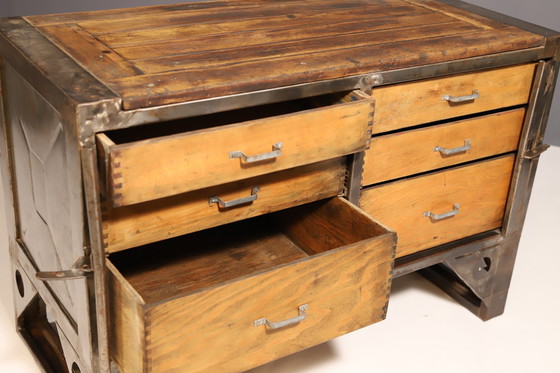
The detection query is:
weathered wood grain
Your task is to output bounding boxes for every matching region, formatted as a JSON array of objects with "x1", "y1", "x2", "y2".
[
  {"x1": 363, "y1": 108, "x2": 525, "y2": 185},
  {"x1": 99, "y1": 92, "x2": 373, "y2": 206},
  {"x1": 24, "y1": 0, "x2": 544, "y2": 109},
  {"x1": 108, "y1": 197, "x2": 395, "y2": 373},
  {"x1": 112, "y1": 225, "x2": 309, "y2": 303},
  {"x1": 134, "y1": 21, "x2": 481, "y2": 74},
  {"x1": 113, "y1": 12, "x2": 451, "y2": 60},
  {"x1": 102, "y1": 158, "x2": 345, "y2": 253},
  {"x1": 107, "y1": 261, "x2": 145, "y2": 373},
  {"x1": 76, "y1": 0, "x2": 413, "y2": 35},
  {"x1": 97, "y1": 6, "x2": 434, "y2": 48},
  {"x1": 280, "y1": 196, "x2": 390, "y2": 255},
  {"x1": 36, "y1": 24, "x2": 140, "y2": 80},
  {"x1": 113, "y1": 27, "x2": 543, "y2": 109},
  {"x1": 360, "y1": 155, "x2": 515, "y2": 258},
  {"x1": 371, "y1": 63, "x2": 536, "y2": 134},
  {"x1": 402, "y1": 0, "x2": 505, "y2": 29}
]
